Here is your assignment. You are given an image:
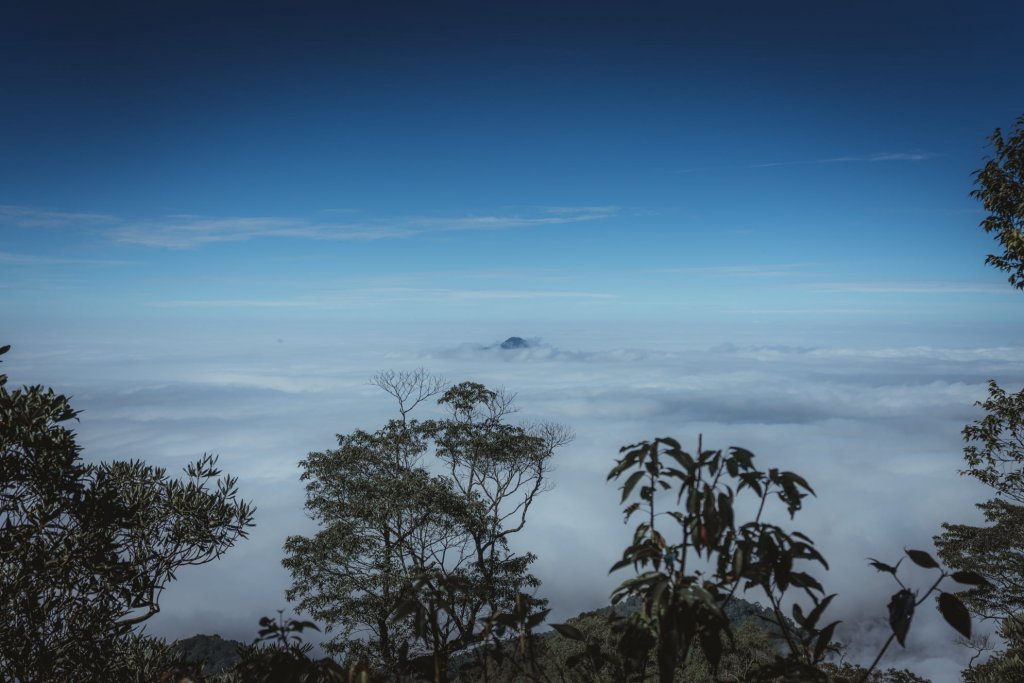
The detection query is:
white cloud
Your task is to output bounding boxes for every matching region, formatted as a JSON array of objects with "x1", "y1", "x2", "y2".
[
  {"x1": 112, "y1": 207, "x2": 615, "y2": 248},
  {"x1": 152, "y1": 298, "x2": 325, "y2": 309},
  {"x1": 150, "y1": 288, "x2": 616, "y2": 309},
  {"x1": 0, "y1": 204, "x2": 118, "y2": 228},
  {"x1": 659, "y1": 263, "x2": 808, "y2": 277},
  {"x1": 410, "y1": 206, "x2": 616, "y2": 231},
  {"x1": 0, "y1": 204, "x2": 617, "y2": 249},
  {"x1": 6, "y1": 327, "x2": 1016, "y2": 681},
  {"x1": 0, "y1": 250, "x2": 132, "y2": 266},
  {"x1": 800, "y1": 281, "x2": 1012, "y2": 294},
  {"x1": 750, "y1": 151, "x2": 938, "y2": 168},
  {"x1": 108, "y1": 216, "x2": 418, "y2": 248}
]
